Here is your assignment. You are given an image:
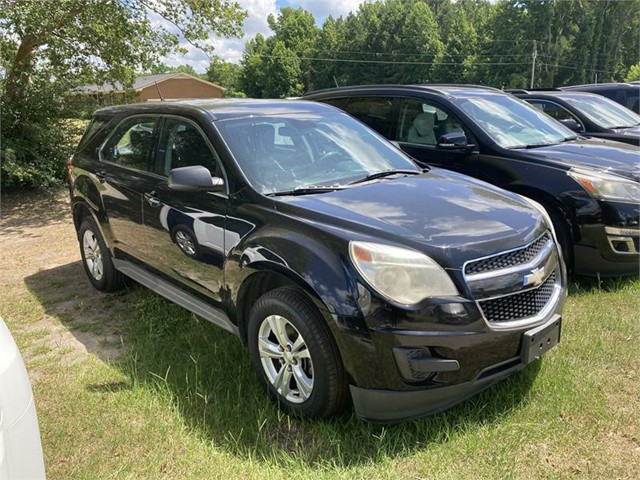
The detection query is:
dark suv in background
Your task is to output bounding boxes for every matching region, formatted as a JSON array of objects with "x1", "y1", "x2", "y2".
[
  {"x1": 509, "y1": 89, "x2": 640, "y2": 146},
  {"x1": 304, "y1": 85, "x2": 640, "y2": 277},
  {"x1": 69, "y1": 99, "x2": 564, "y2": 422},
  {"x1": 560, "y1": 82, "x2": 640, "y2": 113}
]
